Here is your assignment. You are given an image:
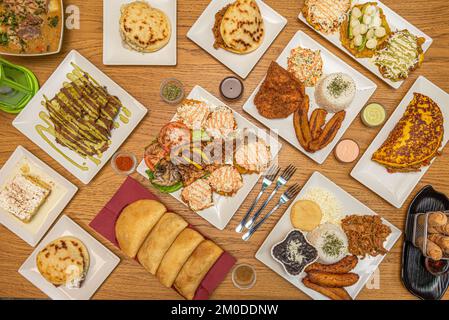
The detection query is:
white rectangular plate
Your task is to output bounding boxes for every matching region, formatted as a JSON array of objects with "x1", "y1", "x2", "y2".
[
  {"x1": 187, "y1": 0, "x2": 287, "y2": 79},
  {"x1": 13, "y1": 50, "x2": 148, "y2": 184},
  {"x1": 0, "y1": 146, "x2": 77, "y2": 246},
  {"x1": 0, "y1": 0, "x2": 64, "y2": 57},
  {"x1": 243, "y1": 31, "x2": 377, "y2": 164},
  {"x1": 137, "y1": 85, "x2": 282, "y2": 230},
  {"x1": 298, "y1": 0, "x2": 433, "y2": 89},
  {"x1": 19, "y1": 215, "x2": 120, "y2": 300},
  {"x1": 351, "y1": 76, "x2": 449, "y2": 208},
  {"x1": 103, "y1": 0, "x2": 177, "y2": 65},
  {"x1": 256, "y1": 171, "x2": 401, "y2": 300}
]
